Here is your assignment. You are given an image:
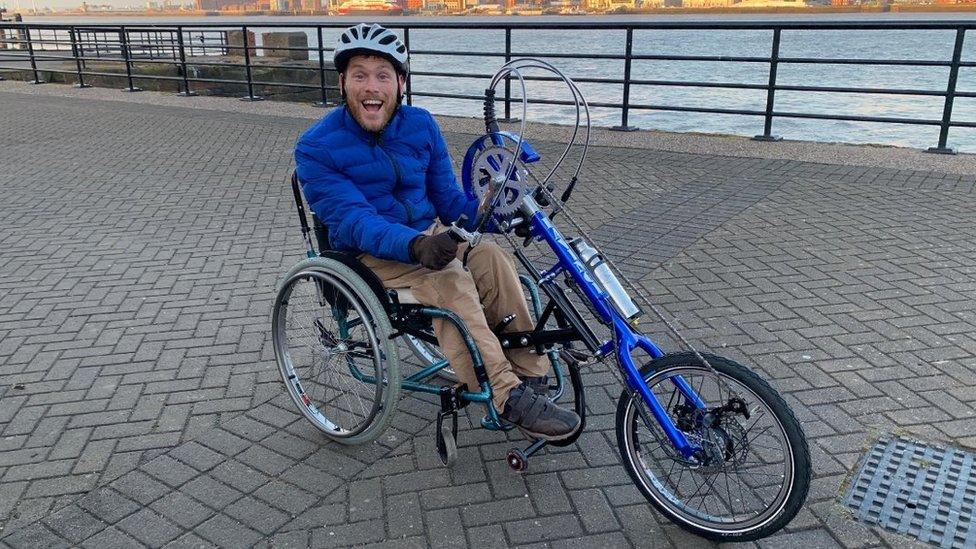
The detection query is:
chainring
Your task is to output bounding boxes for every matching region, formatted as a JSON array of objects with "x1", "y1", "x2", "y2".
[{"x1": 470, "y1": 146, "x2": 532, "y2": 218}]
